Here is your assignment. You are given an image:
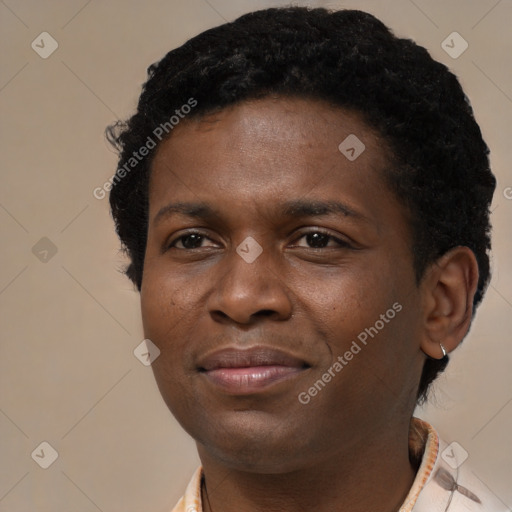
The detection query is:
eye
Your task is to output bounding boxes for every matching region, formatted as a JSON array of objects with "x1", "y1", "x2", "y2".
[
  {"x1": 168, "y1": 231, "x2": 218, "y2": 250},
  {"x1": 166, "y1": 229, "x2": 352, "y2": 251},
  {"x1": 293, "y1": 230, "x2": 351, "y2": 249}
]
